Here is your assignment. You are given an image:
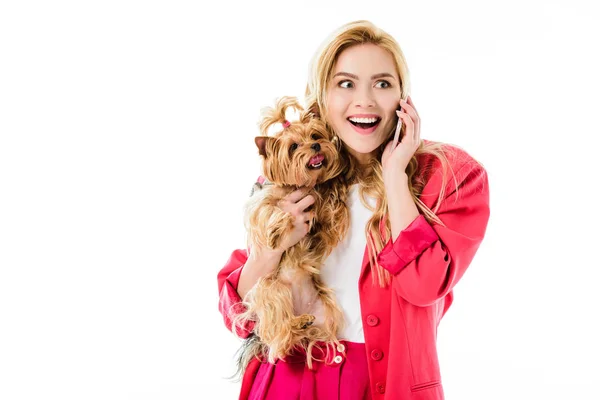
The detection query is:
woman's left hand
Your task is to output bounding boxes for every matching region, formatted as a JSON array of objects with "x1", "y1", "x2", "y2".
[{"x1": 381, "y1": 95, "x2": 421, "y2": 181}]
